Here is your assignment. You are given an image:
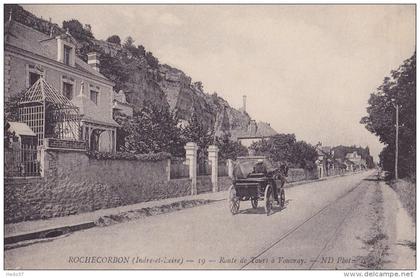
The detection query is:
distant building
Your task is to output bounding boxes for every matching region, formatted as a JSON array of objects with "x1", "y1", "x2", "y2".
[
  {"x1": 232, "y1": 120, "x2": 278, "y2": 148},
  {"x1": 232, "y1": 95, "x2": 277, "y2": 147},
  {"x1": 345, "y1": 151, "x2": 366, "y2": 171},
  {"x1": 5, "y1": 19, "x2": 118, "y2": 152},
  {"x1": 113, "y1": 90, "x2": 133, "y2": 117},
  {"x1": 316, "y1": 144, "x2": 338, "y2": 178}
]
